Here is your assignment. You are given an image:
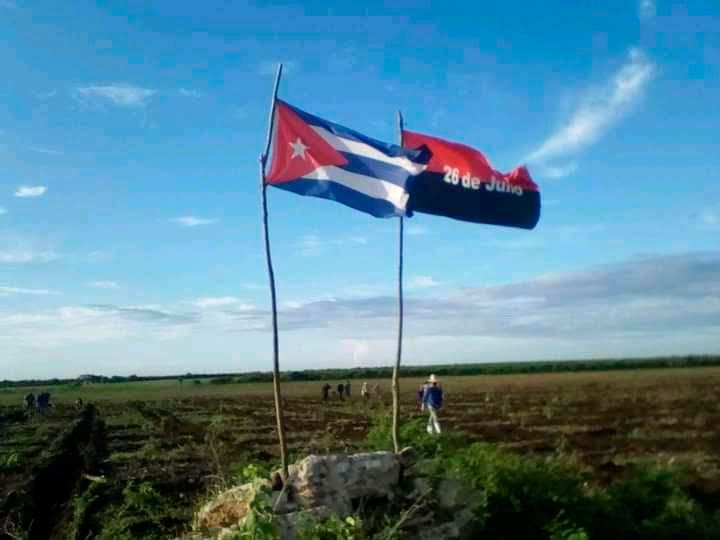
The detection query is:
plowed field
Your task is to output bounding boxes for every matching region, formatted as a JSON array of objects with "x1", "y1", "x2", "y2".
[{"x1": 2, "y1": 367, "x2": 719, "y2": 538}]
